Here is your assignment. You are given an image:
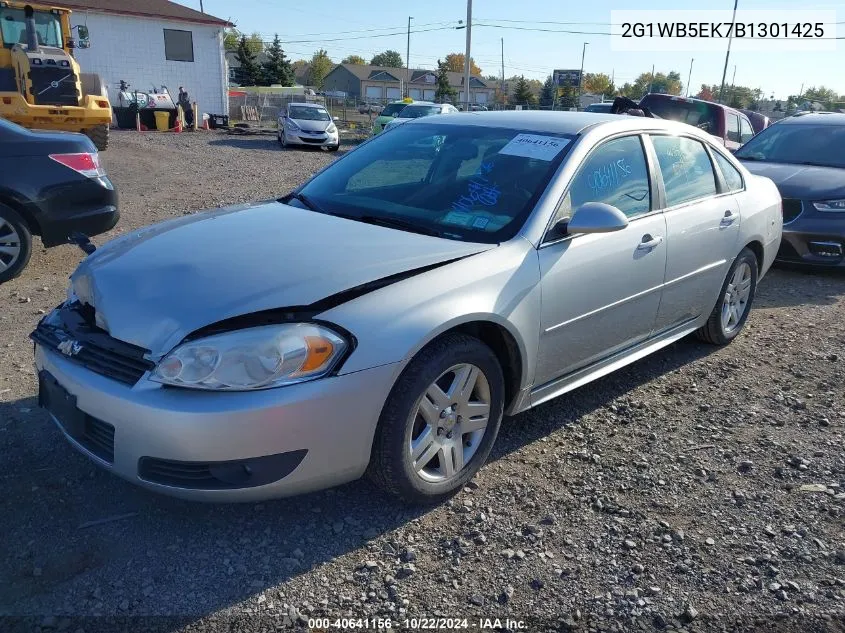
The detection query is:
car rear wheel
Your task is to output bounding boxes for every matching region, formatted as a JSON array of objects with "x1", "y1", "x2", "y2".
[
  {"x1": 368, "y1": 333, "x2": 504, "y2": 505},
  {"x1": 696, "y1": 247, "x2": 758, "y2": 345},
  {"x1": 0, "y1": 204, "x2": 33, "y2": 284}
]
